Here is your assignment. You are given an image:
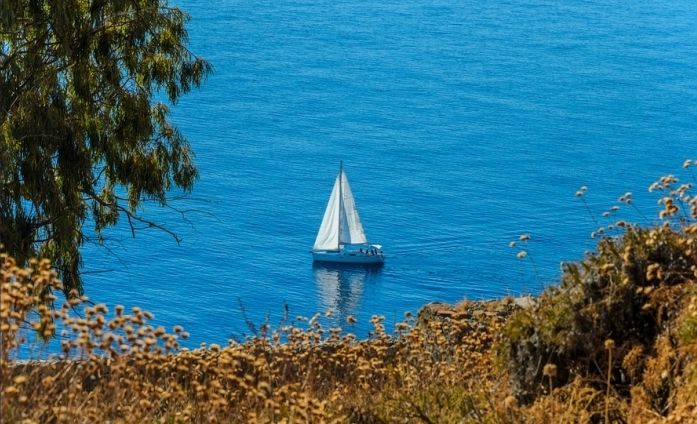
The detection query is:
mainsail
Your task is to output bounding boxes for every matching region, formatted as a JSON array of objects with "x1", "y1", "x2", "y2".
[{"x1": 313, "y1": 165, "x2": 368, "y2": 251}]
